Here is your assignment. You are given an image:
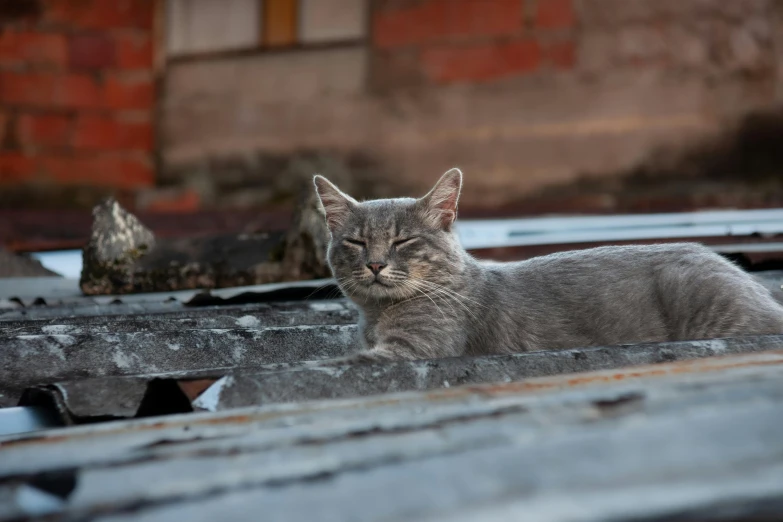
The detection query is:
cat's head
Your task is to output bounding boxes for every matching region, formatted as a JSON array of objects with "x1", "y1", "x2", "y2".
[{"x1": 313, "y1": 168, "x2": 466, "y2": 303}]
